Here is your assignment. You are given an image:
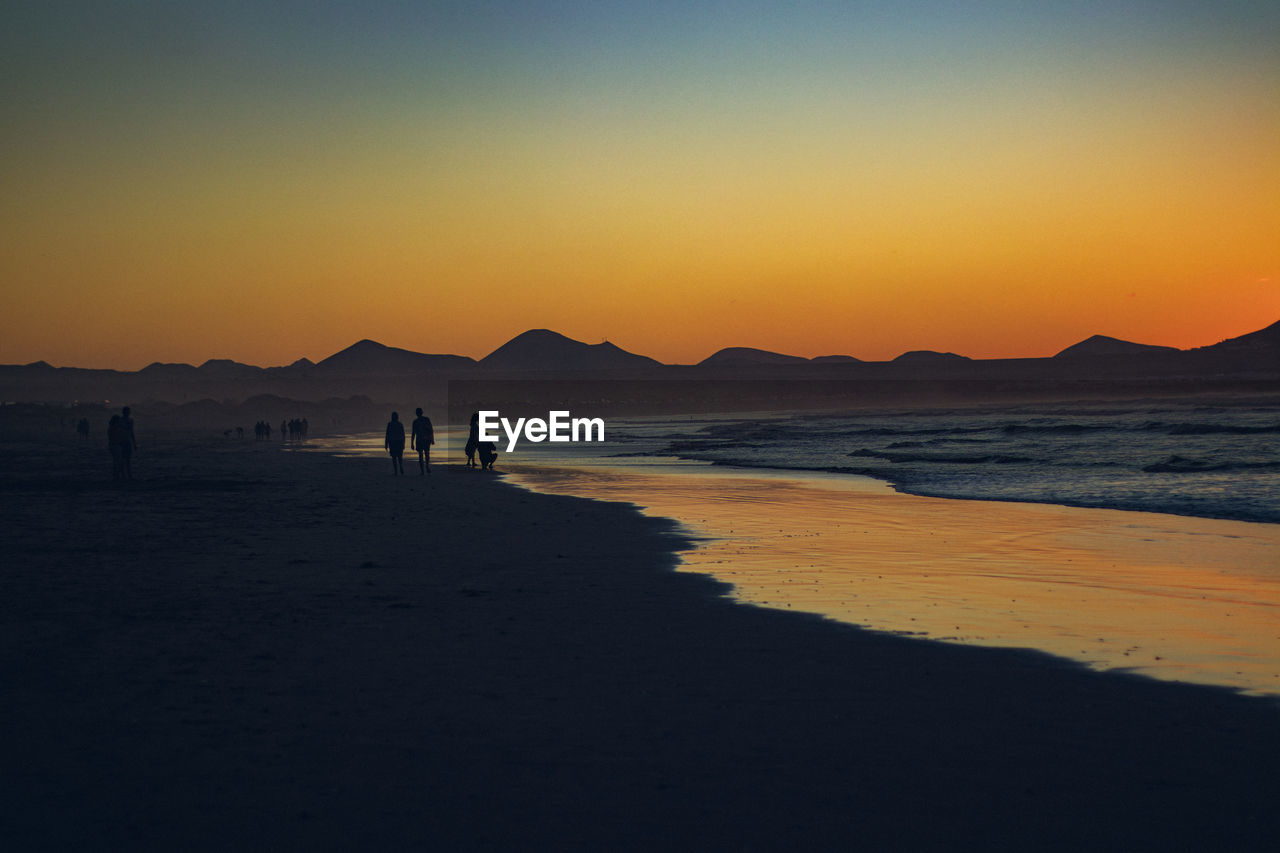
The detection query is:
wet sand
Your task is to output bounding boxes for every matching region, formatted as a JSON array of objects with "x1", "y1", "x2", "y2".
[
  {"x1": 506, "y1": 462, "x2": 1280, "y2": 697},
  {"x1": 3, "y1": 433, "x2": 1280, "y2": 850}
]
